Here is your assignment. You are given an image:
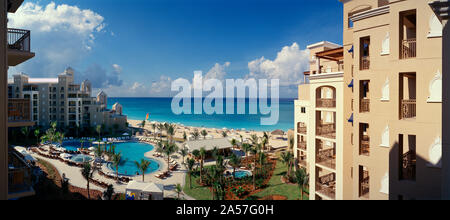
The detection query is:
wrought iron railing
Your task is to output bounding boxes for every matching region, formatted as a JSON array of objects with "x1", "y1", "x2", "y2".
[
  {"x1": 401, "y1": 151, "x2": 416, "y2": 180},
  {"x1": 360, "y1": 56, "x2": 370, "y2": 70},
  {"x1": 317, "y1": 98, "x2": 336, "y2": 108},
  {"x1": 359, "y1": 171, "x2": 370, "y2": 198},
  {"x1": 8, "y1": 28, "x2": 31, "y2": 52},
  {"x1": 316, "y1": 148, "x2": 336, "y2": 170},
  {"x1": 316, "y1": 173, "x2": 336, "y2": 199},
  {"x1": 360, "y1": 99, "x2": 370, "y2": 113},
  {"x1": 401, "y1": 99, "x2": 416, "y2": 119},
  {"x1": 401, "y1": 39, "x2": 416, "y2": 59},
  {"x1": 360, "y1": 135, "x2": 370, "y2": 156},
  {"x1": 297, "y1": 122, "x2": 307, "y2": 134}
]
